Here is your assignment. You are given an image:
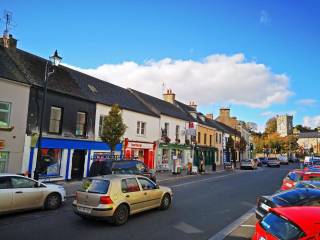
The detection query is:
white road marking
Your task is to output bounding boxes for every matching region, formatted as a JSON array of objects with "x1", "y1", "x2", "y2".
[
  {"x1": 240, "y1": 224, "x2": 255, "y2": 228},
  {"x1": 174, "y1": 221, "x2": 203, "y2": 234},
  {"x1": 207, "y1": 208, "x2": 255, "y2": 240},
  {"x1": 158, "y1": 170, "x2": 224, "y2": 183}
]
